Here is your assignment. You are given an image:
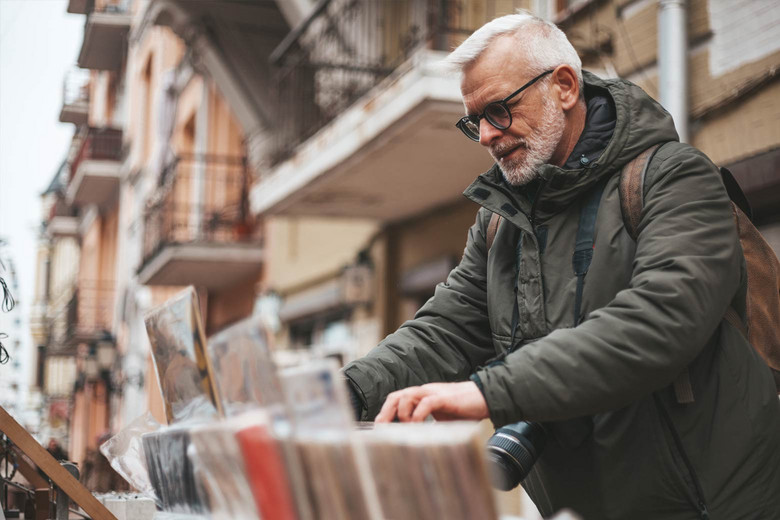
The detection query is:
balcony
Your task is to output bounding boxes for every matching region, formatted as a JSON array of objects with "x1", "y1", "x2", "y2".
[
  {"x1": 67, "y1": 0, "x2": 92, "y2": 15},
  {"x1": 48, "y1": 283, "x2": 115, "y2": 352},
  {"x1": 77, "y1": 0, "x2": 132, "y2": 71},
  {"x1": 251, "y1": 0, "x2": 524, "y2": 222},
  {"x1": 138, "y1": 154, "x2": 263, "y2": 289},
  {"x1": 47, "y1": 195, "x2": 80, "y2": 239},
  {"x1": 59, "y1": 67, "x2": 90, "y2": 125},
  {"x1": 66, "y1": 127, "x2": 122, "y2": 208}
]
